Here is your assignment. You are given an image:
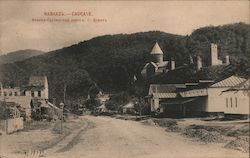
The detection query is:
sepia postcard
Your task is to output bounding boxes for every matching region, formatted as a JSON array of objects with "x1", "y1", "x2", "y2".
[{"x1": 0, "y1": 0, "x2": 249, "y2": 158}]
